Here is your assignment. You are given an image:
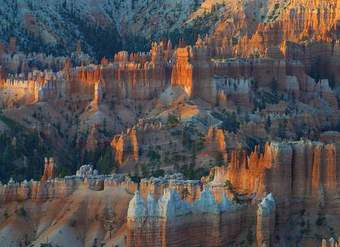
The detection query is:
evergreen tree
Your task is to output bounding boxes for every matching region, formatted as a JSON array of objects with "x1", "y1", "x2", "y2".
[
  {"x1": 97, "y1": 147, "x2": 116, "y2": 174},
  {"x1": 265, "y1": 116, "x2": 272, "y2": 132}
]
